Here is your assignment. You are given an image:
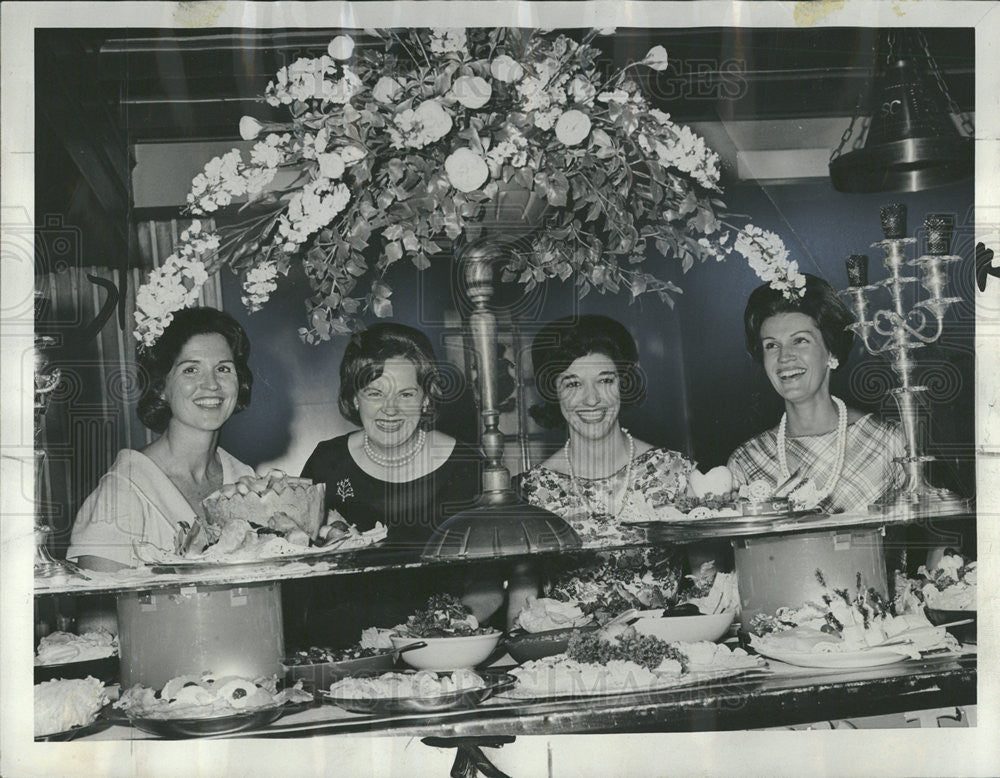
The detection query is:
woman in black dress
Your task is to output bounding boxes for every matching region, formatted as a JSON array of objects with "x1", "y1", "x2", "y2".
[
  {"x1": 302, "y1": 323, "x2": 482, "y2": 550},
  {"x1": 290, "y1": 323, "x2": 495, "y2": 647}
]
